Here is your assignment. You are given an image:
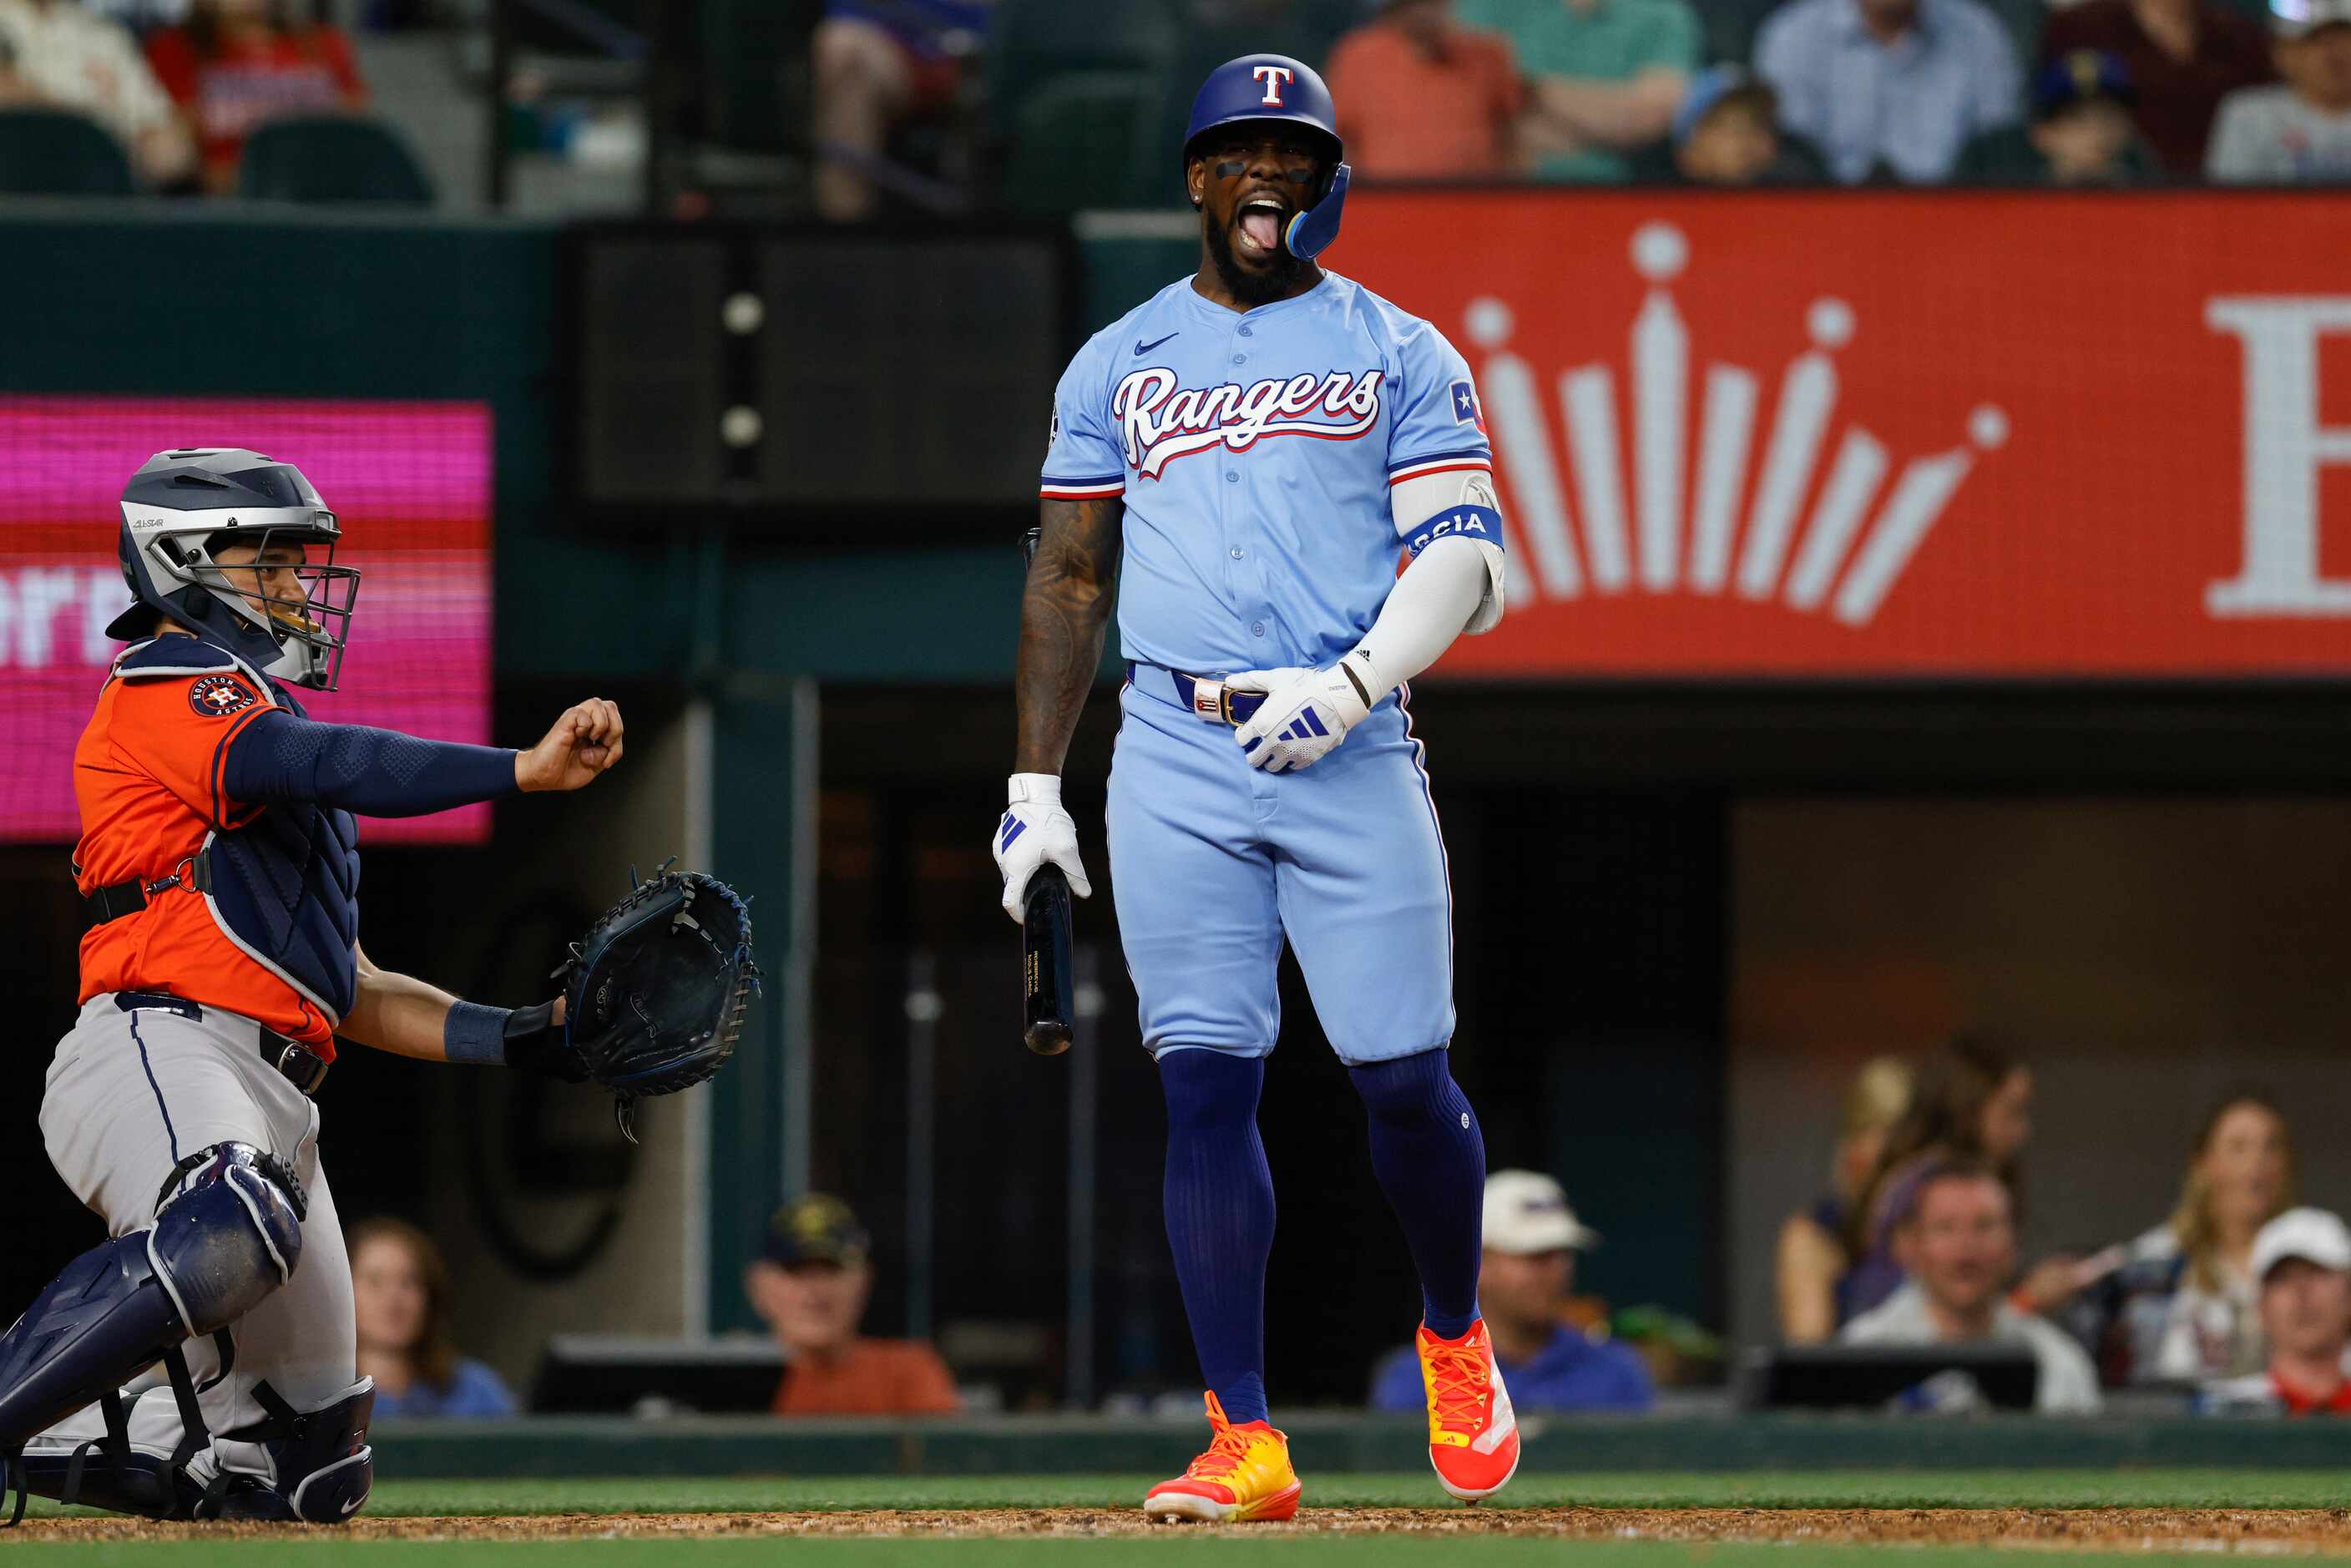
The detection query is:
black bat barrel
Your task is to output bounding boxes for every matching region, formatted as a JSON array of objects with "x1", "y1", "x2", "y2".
[{"x1": 1022, "y1": 865, "x2": 1074, "y2": 1055}]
